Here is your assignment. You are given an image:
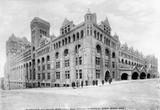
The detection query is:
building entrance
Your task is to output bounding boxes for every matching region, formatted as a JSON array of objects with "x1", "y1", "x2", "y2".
[
  {"x1": 121, "y1": 73, "x2": 128, "y2": 80},
  {"x1": 105, "y1": 71, "x2": 110, "y2": 82},
  {"x1": 132, "y1": 72, "x2": 139, "y2": 80}
]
